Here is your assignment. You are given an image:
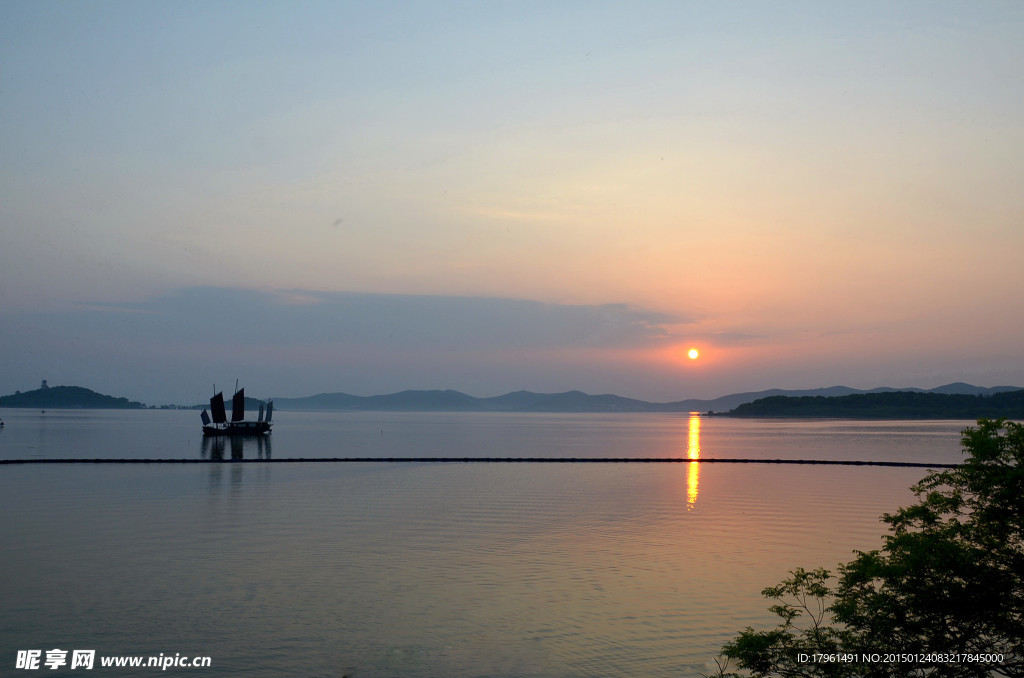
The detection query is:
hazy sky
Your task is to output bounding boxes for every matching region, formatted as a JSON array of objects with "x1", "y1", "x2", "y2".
[{"x1": 2, "y1": 1, "x2": 1023, "y2": 405}]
